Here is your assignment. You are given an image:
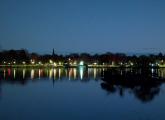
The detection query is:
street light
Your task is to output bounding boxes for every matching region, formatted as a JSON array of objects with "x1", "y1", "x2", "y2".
[
  {"x1": 59, "y1": 62, "x2": 62, "y2": 65},
  {"x1": 79, "y1": 61, "x2": 84, "y2": 66},
  {"x1": 49, "y1": 59, "x2": 53, "y2": 64},
  {"x1": 130, "y1": 62, "x2": 134, "y2": 66},
  {"x1": 93, "y1": 62, "x2": 97, "y2": 65}
]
